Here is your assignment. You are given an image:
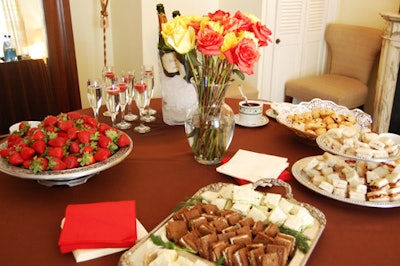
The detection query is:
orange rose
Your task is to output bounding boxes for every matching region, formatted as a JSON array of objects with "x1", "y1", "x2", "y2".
[
  {"x1": 196, "y1": 26, "x2": 224, "y2": 56},
  {"x1": 251, "y1": 22, "x2": 272, "y2": 47},
  {"x1": 224, "y1": 38, "x2": 260, "y2": 75}
]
